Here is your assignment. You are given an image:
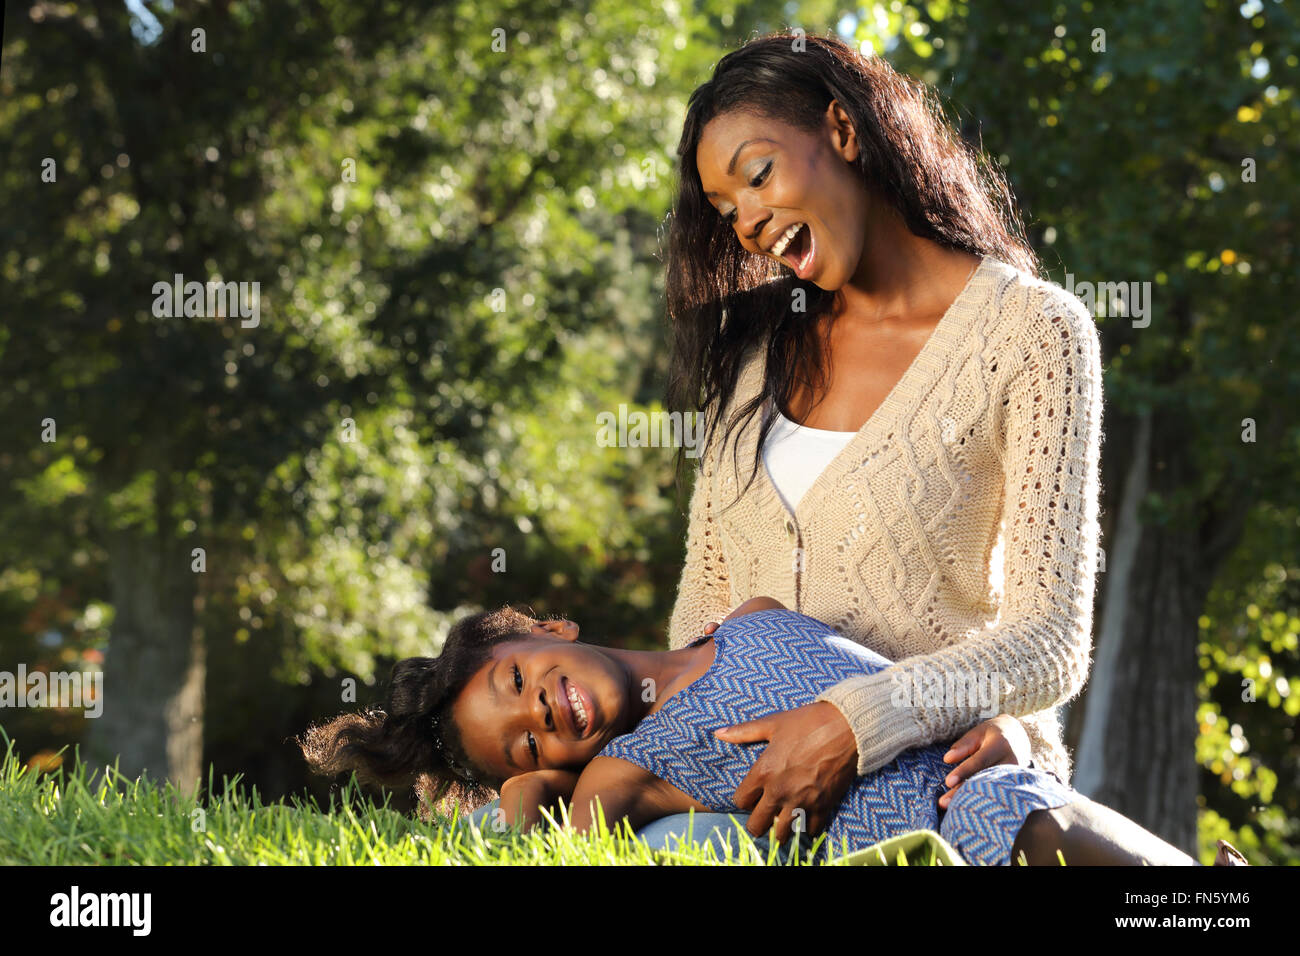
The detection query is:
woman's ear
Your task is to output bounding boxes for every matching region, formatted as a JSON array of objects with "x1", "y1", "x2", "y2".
[
  {"x1": 529, "y1": 619, "x2": 580, "y2": 642},
  {"x1": 825, "y1": 98, "x2": 859, "y2": 162}
]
